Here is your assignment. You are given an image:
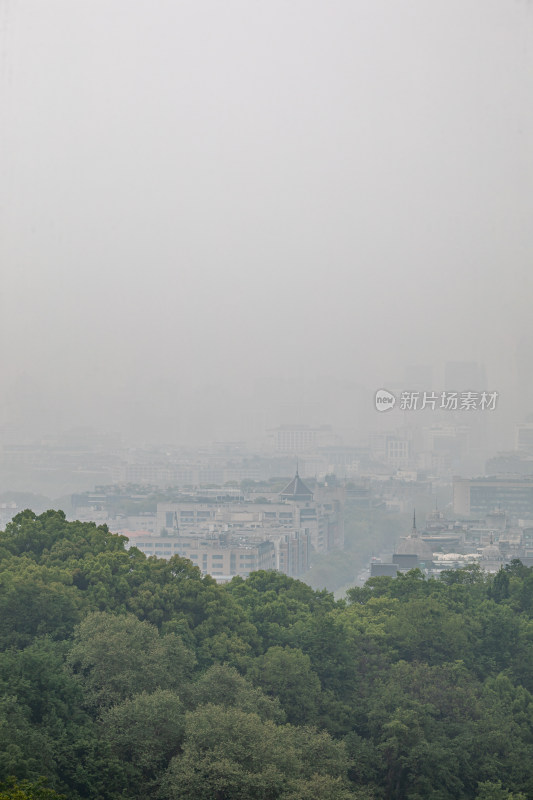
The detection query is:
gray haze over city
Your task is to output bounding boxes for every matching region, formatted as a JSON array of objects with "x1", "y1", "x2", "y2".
[{"x1": 1, "y1": 1, "x2": 533, "y2": 483}]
